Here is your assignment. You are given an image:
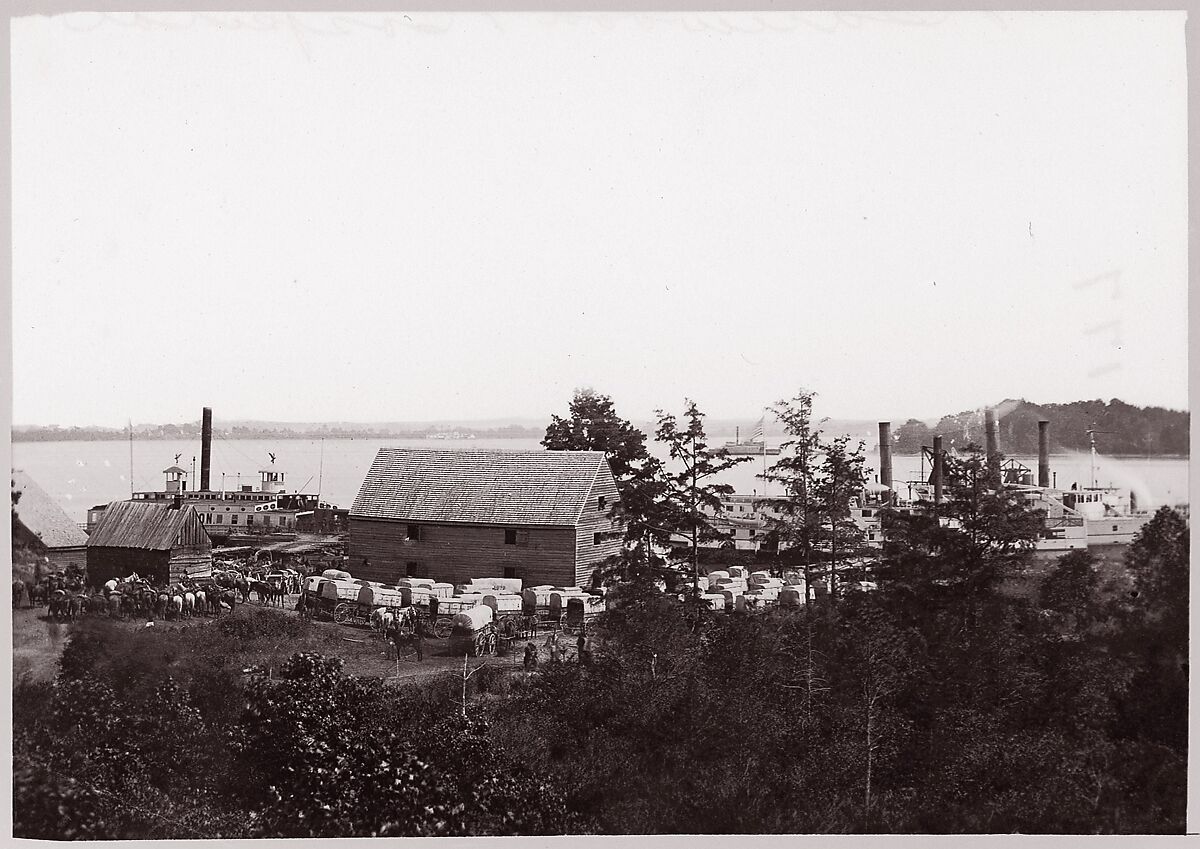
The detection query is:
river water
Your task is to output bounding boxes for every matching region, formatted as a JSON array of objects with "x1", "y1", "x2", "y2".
[{"x1": 12, "y1": 436, "x2": 1190, "y2": 525}]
